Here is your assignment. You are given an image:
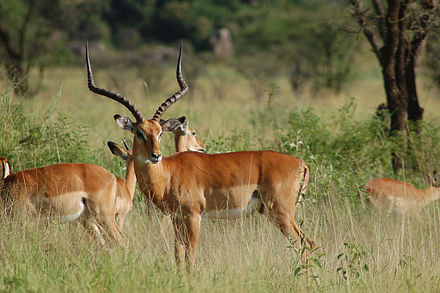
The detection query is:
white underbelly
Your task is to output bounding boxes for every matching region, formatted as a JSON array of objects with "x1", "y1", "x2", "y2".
[
  {"x1": 38, "y1": 191, "x2": 87, "y2": 222},
  {"x1": 205, "y1": 197, "x2": 260, "y2": 219}
]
